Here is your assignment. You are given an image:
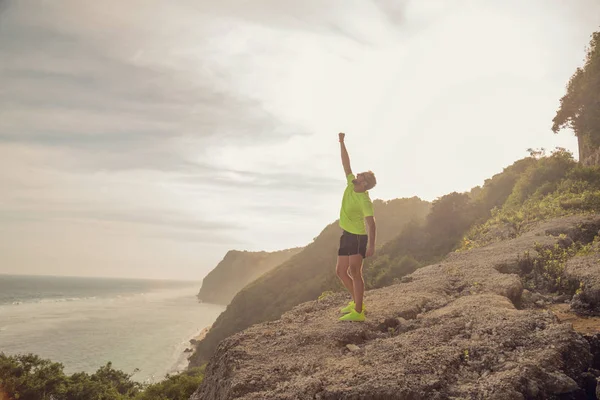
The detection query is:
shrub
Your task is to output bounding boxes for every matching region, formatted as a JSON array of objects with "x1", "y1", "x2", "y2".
[
  {"x1": 461, "y1": 150, "x2": 600, "y2": 250},
  {"x1": 135, "y1": 366, "x2": 206, "y2": 400},
  {"x1": 0, "y1": 354, "x2": 67, "y2": 400},
  {"x1": 0, "y1": 353, "x2": 204, "y2": 400}
]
